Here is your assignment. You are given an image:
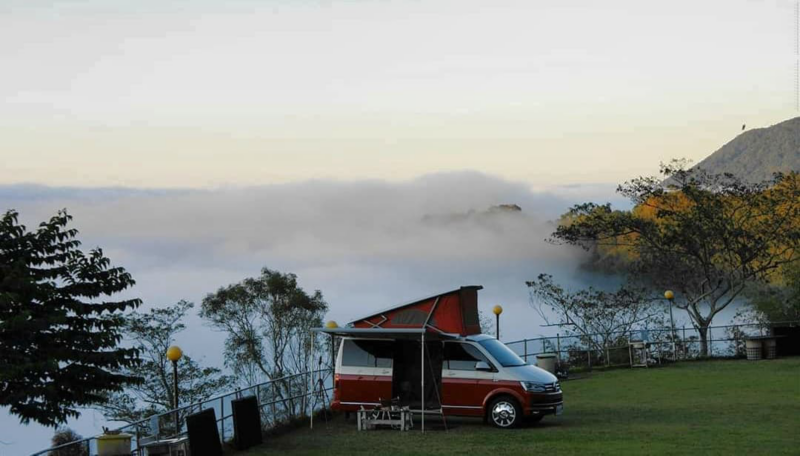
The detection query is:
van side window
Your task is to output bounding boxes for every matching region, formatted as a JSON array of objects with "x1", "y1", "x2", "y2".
[
  {"x1": 376, "y1": 356, "x2": 392, "y2": 368},
  {"x1": 444, "y1": 342, "x2": 489, "y2": 371},
  {"x1": 342, "y1": 340, "x2": 394, "y2": 368},
  {"x1": 372, "y1": 341, "x2": 393, "y2": 368},
  {"x1": 342, "y1": 340, "x2": 371, "y2": 367}
]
